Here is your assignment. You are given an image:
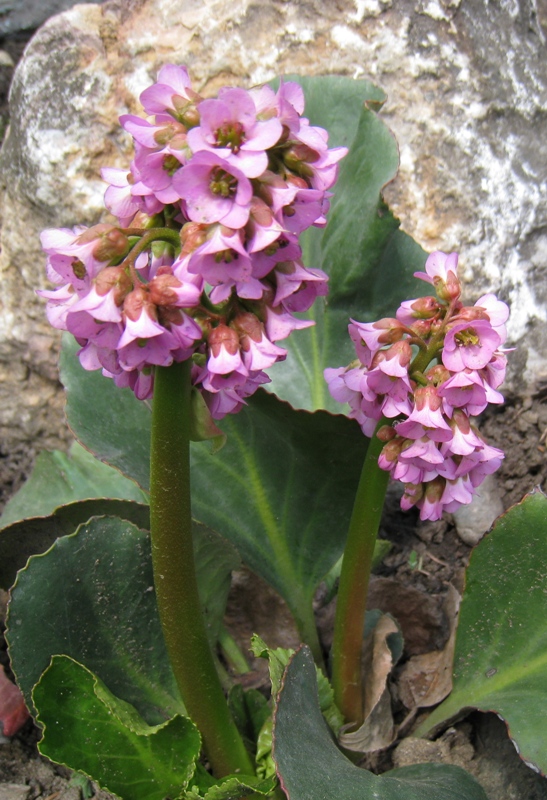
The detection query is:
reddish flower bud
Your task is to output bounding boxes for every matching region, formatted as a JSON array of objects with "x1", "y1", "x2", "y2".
[
  {"x1": 410, "y1": 296, "x2": 440, "y2": 319},
  {"x1": 373, "y1": 317, "x2": 405, "y2": 345},
  {"x1": 456, "y1": 306, "x2": 489, "y2": 322},
  {"x1": 425, "y1": 364, "x2": 451, "y2": 386},
  {"x1": 380, "y1": 437, "x2": 405, "y2": 463},
  {"x1": 233, "y1": 311, "x2": 263, "y2": 344},
  {"x1": 180, "y1": 222, "x2": 208, "y2": 256},
  {"x1": 95, "y1": 266, "x2": 132, "y2": 304},
  {"x1": 208, "y1": 323, "x2": 240, "y2": 357},
  {"x1": 250, "y1": 197, "x2": 274, "y2": 227},
  {"x1": 414, "y1": 384, "x2": 443, "y2": 413},
  {"x1": 123, "y1": 286, "x2": 156, "y2": 322},
  {"x1": 385, "y1": 339, "x2": 412, "y2": 366},
  {"x1": 94, "y1": 226, "x2": 130, "y2": 262},
  {"x1": 377, "y1": 425, "x2": 396, "y2": 442},
  {"x1": 410, "y1": 319, "x2": 433, "y2": 338},
  {"x1": 149, "y1": 273, "x2": 184, "y2": 306}
]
